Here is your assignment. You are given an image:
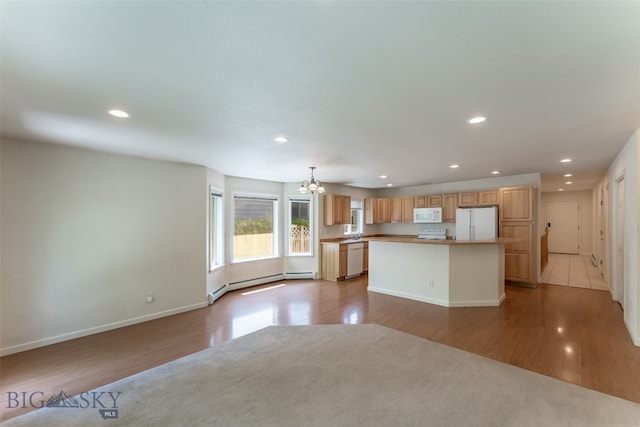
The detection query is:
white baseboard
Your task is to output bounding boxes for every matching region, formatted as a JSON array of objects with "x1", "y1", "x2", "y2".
[
  {"x1": 0, "y1": 301, "x2": 208, "y2": 356},
  {"x1": 368, "y1": 287, "x2": 504, "y2": 308}
]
